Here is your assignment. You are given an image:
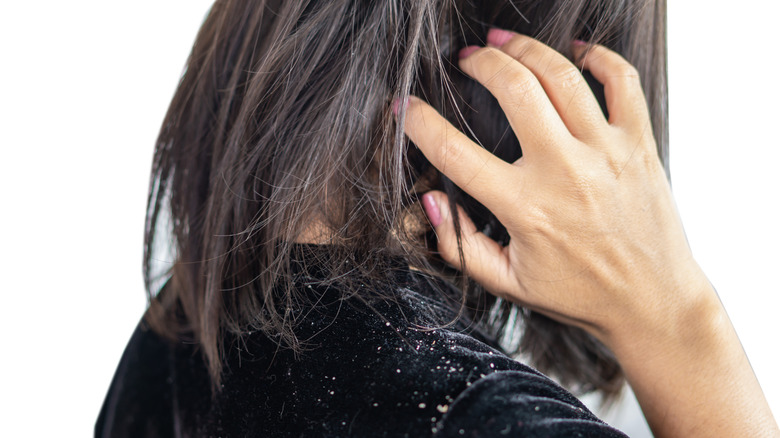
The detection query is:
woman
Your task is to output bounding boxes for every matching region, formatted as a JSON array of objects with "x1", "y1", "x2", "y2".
[{"x1": 96, "y1": 0, "x2": 778, "y2": 436}]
